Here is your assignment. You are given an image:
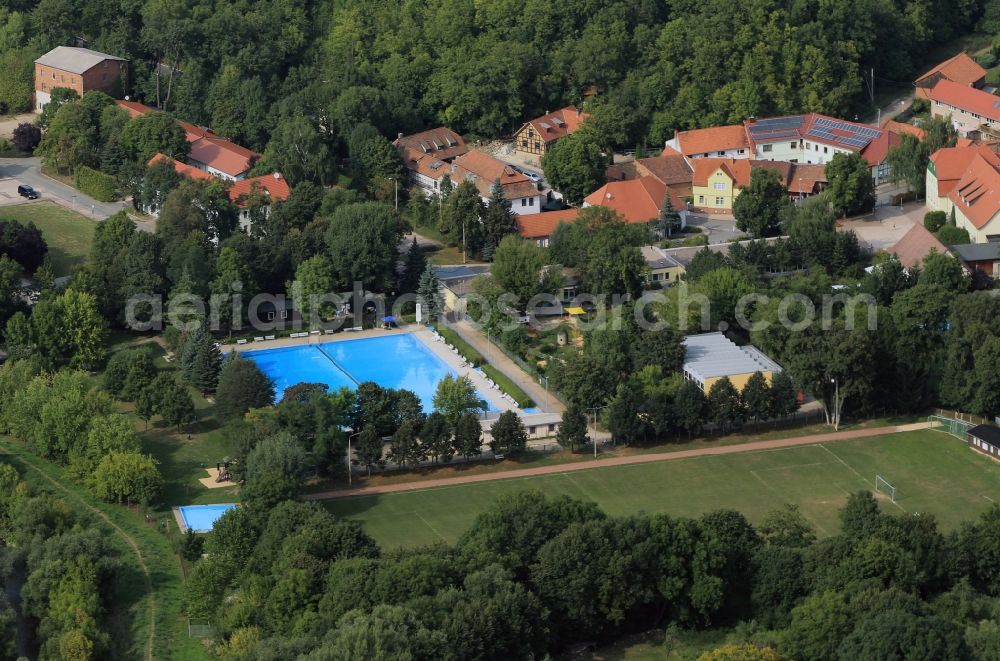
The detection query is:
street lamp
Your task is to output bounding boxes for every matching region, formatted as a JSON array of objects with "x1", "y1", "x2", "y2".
[
  {"x1": 347, "y1": 431, "x2": 362, "y2": 487},
  {"x1": 389, "y1": 177, "x2": 398, "y2": 211},
  {"x1": 588, "y1": 405, "x2": 609, "y2": 458}
]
